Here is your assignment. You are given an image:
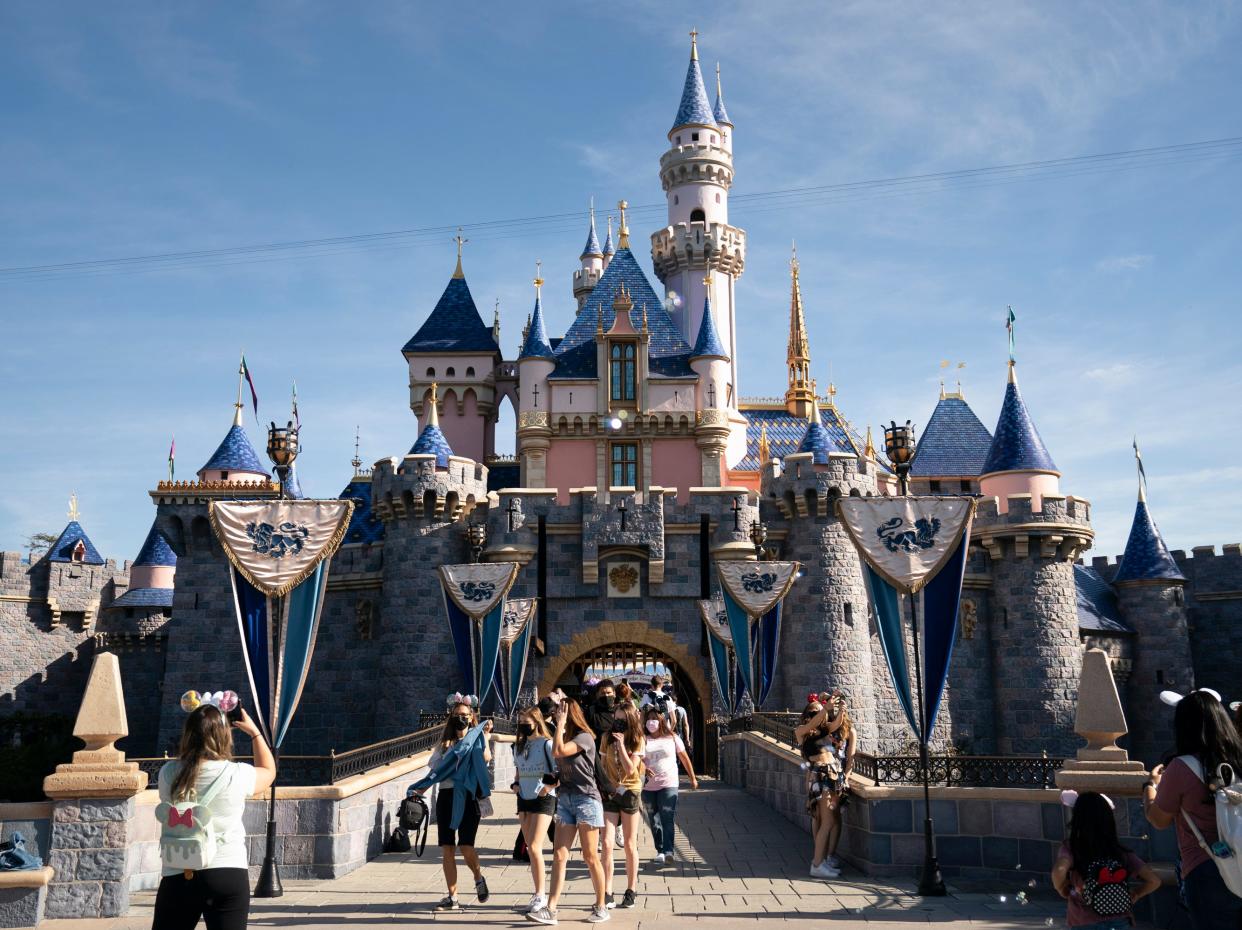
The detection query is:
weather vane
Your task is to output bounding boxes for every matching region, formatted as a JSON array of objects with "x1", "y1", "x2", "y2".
[{"x1": 67, "y1": 491, "x2": 79, "y2": 521}]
